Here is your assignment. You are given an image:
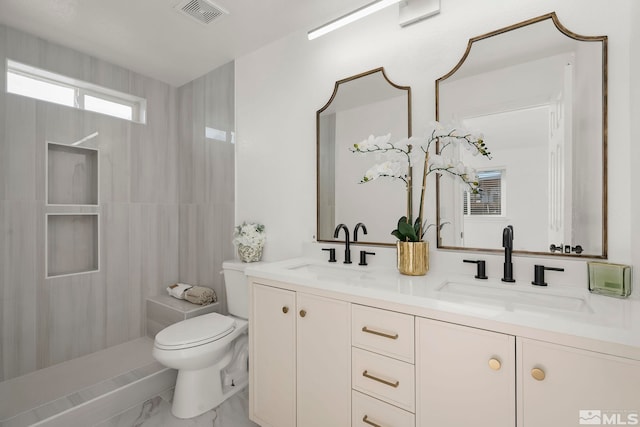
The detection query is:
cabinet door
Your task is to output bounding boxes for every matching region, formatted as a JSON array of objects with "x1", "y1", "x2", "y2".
[
  {"x1": 519, "y1": 338, "x2": 640, "y2": 427},
  {"x1": 297, "y1": 292, "x2": 351, "y2": 427},
  {"x1": 416, "y1": 317, "x2": 516, "y2": 427},
  {"x1": 250, "y1": 284, "x2": 296, "y2": 427}
]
